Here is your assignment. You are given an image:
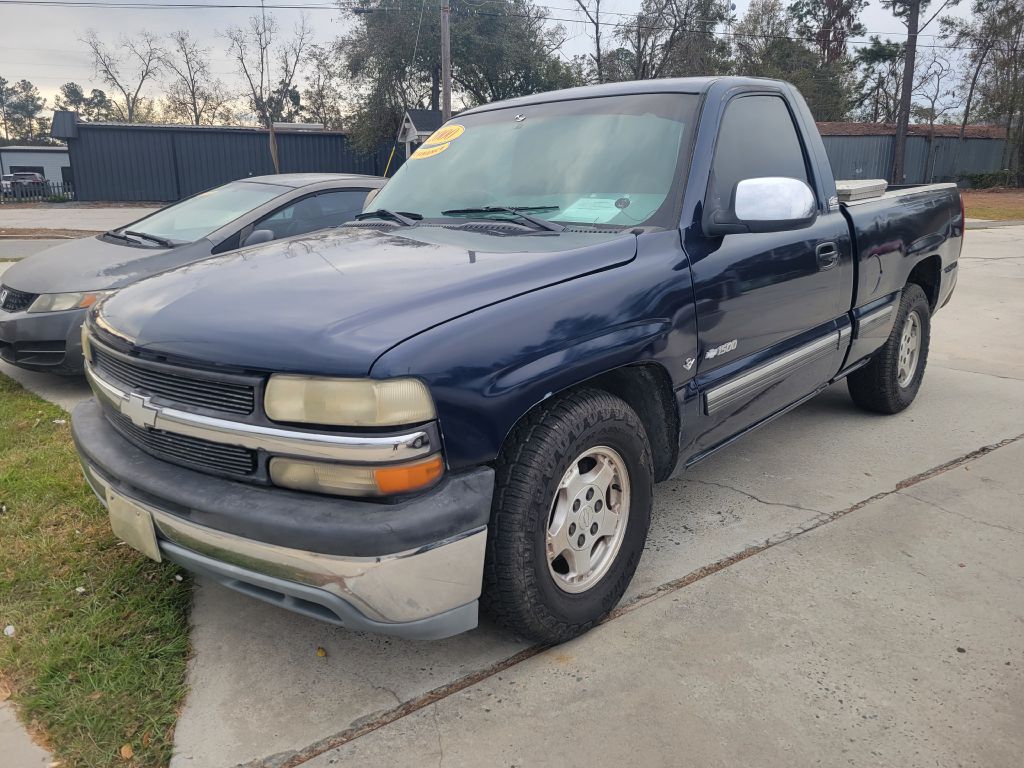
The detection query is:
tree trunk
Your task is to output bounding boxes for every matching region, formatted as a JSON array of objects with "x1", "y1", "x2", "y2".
[
  {"x1": 891, "y1": 0, "x2": 920, "y2": 184},
  {"x1": 953, "y1": 45, "x2": 989, "y2": 181}
]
